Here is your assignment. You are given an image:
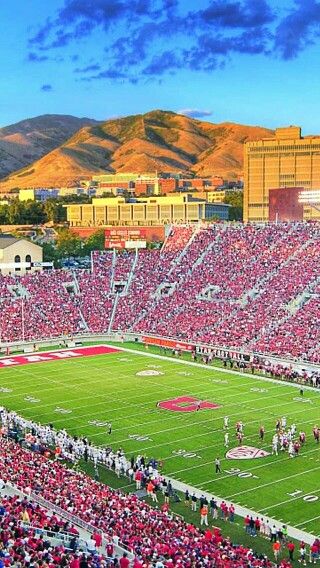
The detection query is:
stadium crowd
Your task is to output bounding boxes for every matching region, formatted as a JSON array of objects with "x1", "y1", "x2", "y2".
[
  {"x1": 0, "y1": 223, "x2": 320, "y2": 364},
  {"x1": 0, "y1": 434, "x2": 296, "y2": 568},
  {"x1": 0, "y1": 493, "x2": 97, "y2": 567}
]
